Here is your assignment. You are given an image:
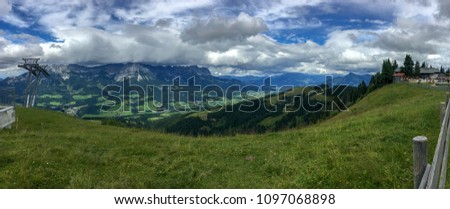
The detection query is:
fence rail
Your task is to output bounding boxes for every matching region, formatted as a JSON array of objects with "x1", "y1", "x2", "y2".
[
  {"x1": 414, "y1": 92, "x2": 450, "y2": 189},
  {"x1": 408, "y1": 83, "x2": 450, "y2": 91},
  {"x1": 0, "y1": 87, "x2": 16, "y2": 129}
]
